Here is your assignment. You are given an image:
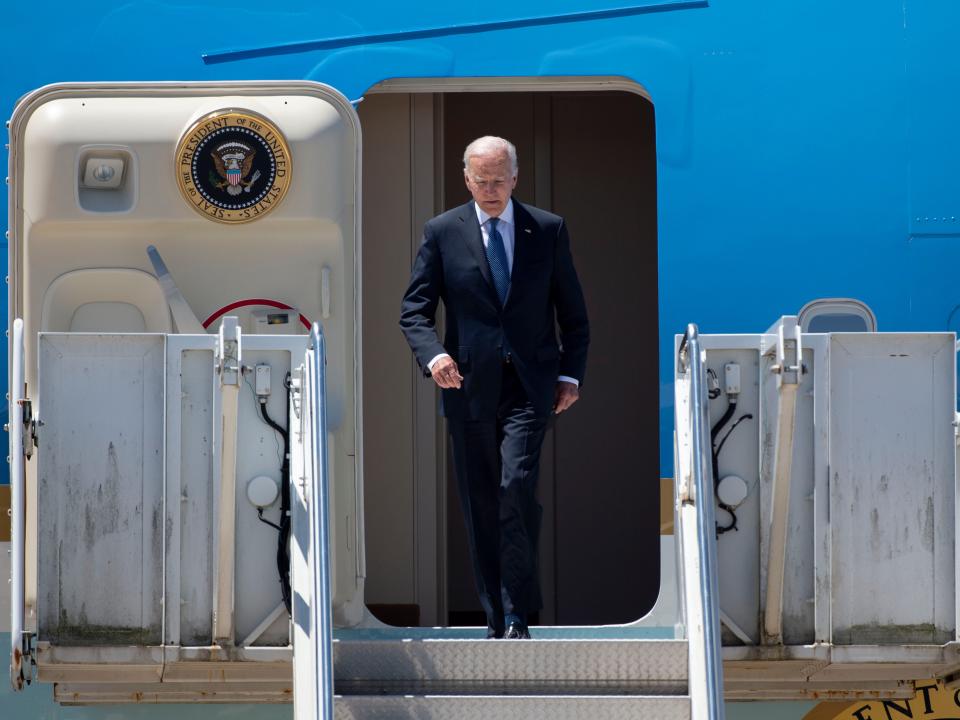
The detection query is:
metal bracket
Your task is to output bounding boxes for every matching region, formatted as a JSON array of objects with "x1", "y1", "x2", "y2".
[
  {"x1": 216, "y1": 316, "x2": 242, "y2": 386},
  {"x1": 10, "y1": 631, "x2": 35, "y2": 690},
  {"x1": 768, "y1": 315, "x2": 804, "y2": 386},
  {"x1": 29, "y1": 418, "x2": 41, "y2": 455},
  {"x1": 290, "y1": 366, "x2": 303, "y2": 420},
  {"x1": 23, "y1": 632, "x2": 36, "y2": 685},
  {"x1": 19, "y1": 399, "x2": 39, "y2": 457}
]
